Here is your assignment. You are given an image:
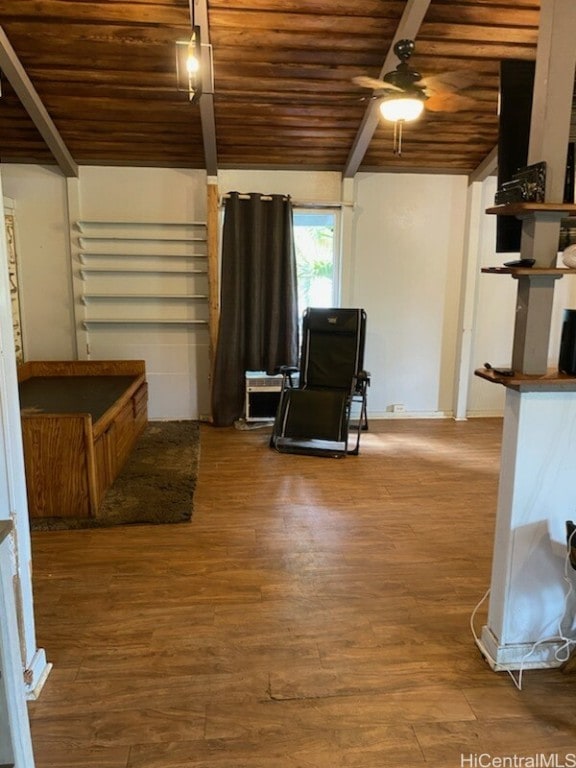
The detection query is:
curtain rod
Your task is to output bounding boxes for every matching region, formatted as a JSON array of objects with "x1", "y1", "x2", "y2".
[{"x1": 219, "y1": 193, "x2": 353, "y2": 209}]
